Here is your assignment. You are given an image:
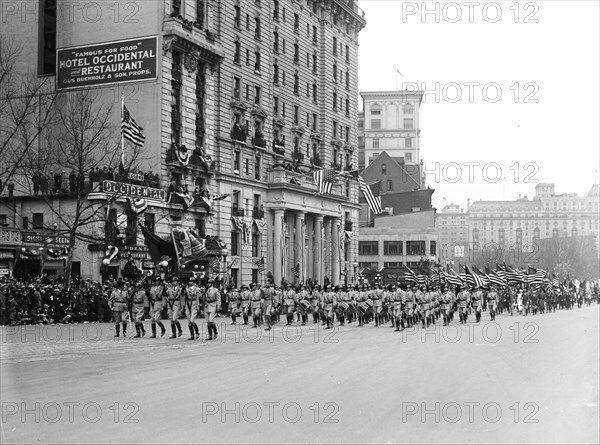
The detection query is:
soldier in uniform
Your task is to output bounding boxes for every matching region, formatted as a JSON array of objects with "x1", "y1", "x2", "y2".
[
  {"x1": 310, "y1": 285, "x2": 322, "y2": 324},
  {"x1": 371, "y1": 284, "x2": 384, "y2": 327},
  {"x1": 472, "y1": 286, "x2": 484, "y2": 323},
  {"x1": 166, "y1": 277, "x2": 184, "y2": 338},
  {"x1": 148, "y1": 278, "x2": 167, "y2": 337},
  {"x1": 109, "y1": 281, "x2": 129, "y2": 337},
  {"x1": 185, "y1": 278, "x2": 203, "y2": 340},
  {"x1": 456, "y1": 287, "x2": 470, "y2": 324},
  {"x1": 261, "y1": 282, "x2": 276, "y2": 331},
  {"x1": 322, "y1": 284, "x2": 336, "y2": 329},
  {"x1": 204, "y1": 280, "x2": 220, "y2": 340},
  {"x1": 227, "y1": 285, "x2": 241, "y2": 324},
  {"x1": 131, "y1": 282, "x2": 149, "y2": 338},
  {"x1": 297, "y1": 284, "x2": 311, "y2": 325},
  {"x1": 282, "y1": 283, "x2": 296, "y2": 325},
  {"x1": 441, "y1": 286, "x2": 454, "y2": 326},
  {"x1": 249, "y1": 283, "x2": 262, "y2": 328},
  {"x1": 240, "y1": 284, "x2": 252, "y2": 325},
  {"x1": 392, "y1": 285, "x2": 405, "y2": 331}
]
